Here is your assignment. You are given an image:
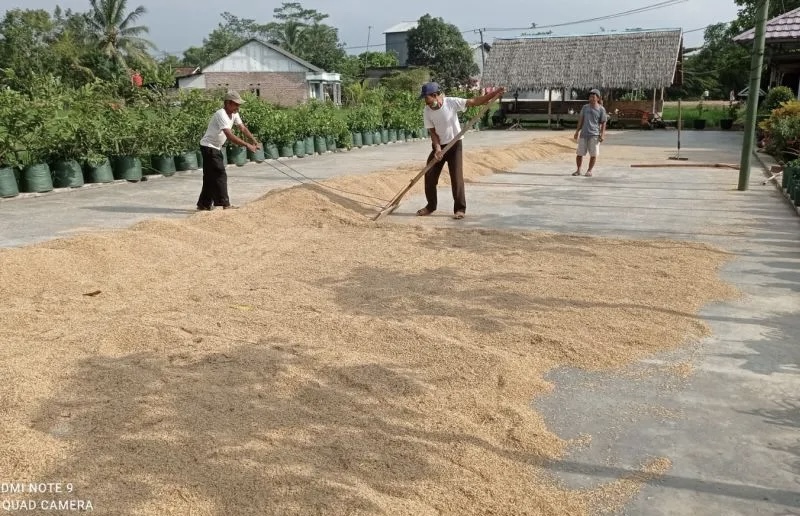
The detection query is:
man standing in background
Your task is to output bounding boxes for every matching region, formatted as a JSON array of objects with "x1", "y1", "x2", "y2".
[{"x1": 572, "y1": 88, "x2": 608, "y2": 177}]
